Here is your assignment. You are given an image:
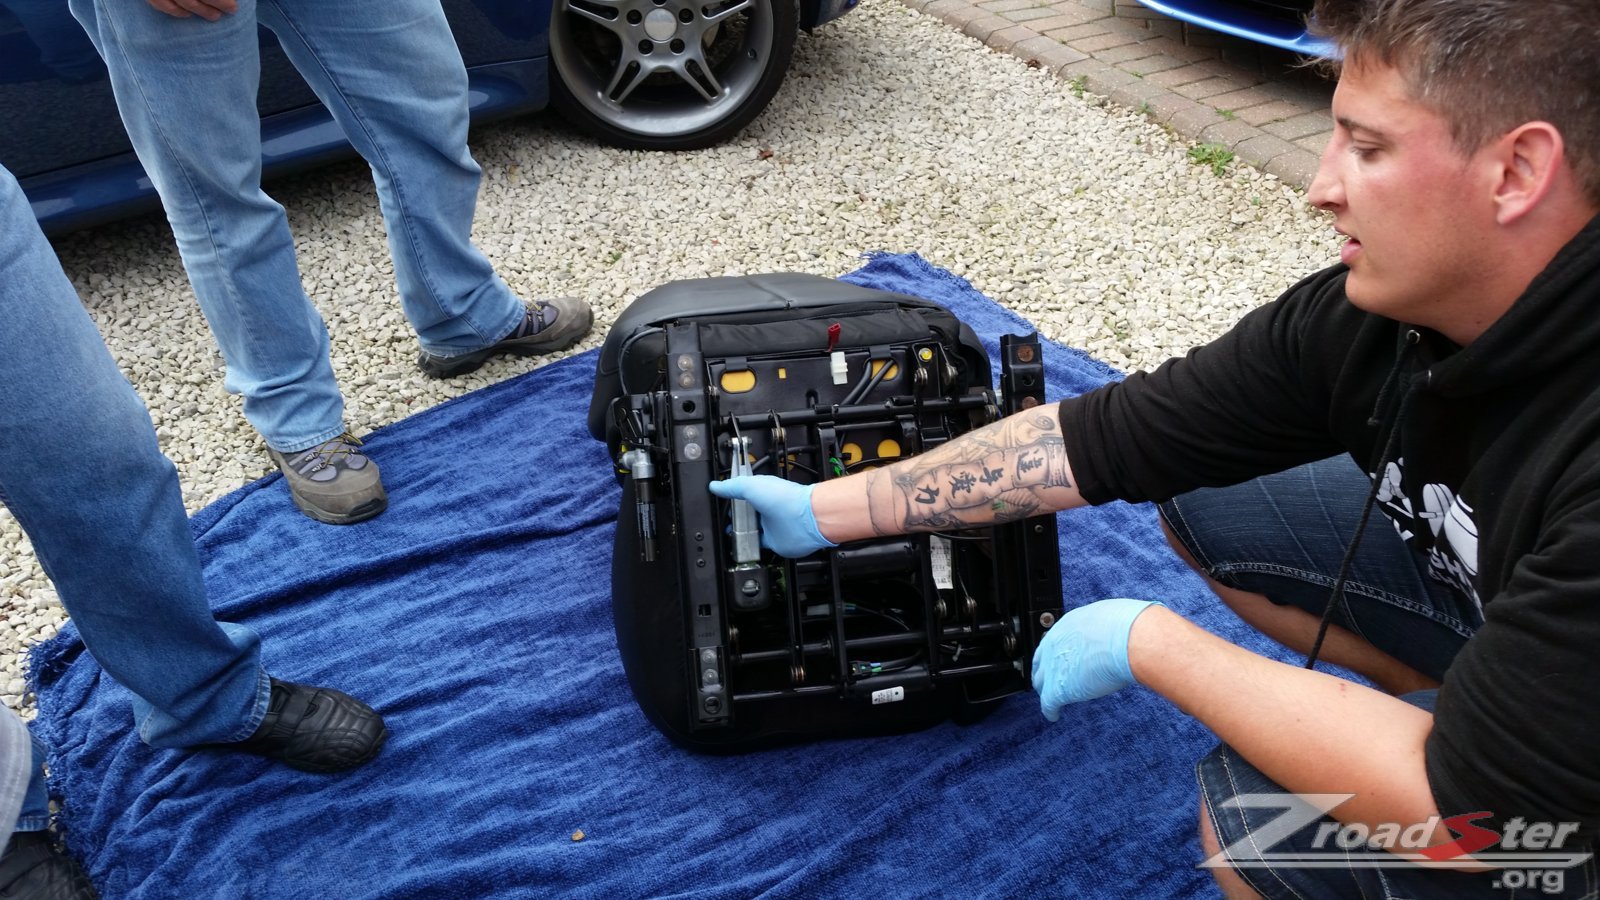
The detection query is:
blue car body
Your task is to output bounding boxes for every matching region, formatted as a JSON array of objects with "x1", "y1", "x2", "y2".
[
  {"x1": 1134, "y1": 0, "x2": 1333, "y2": 57},
  {"x1": 1, "y1": 0, "x2": 850, "y2": 235}
]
